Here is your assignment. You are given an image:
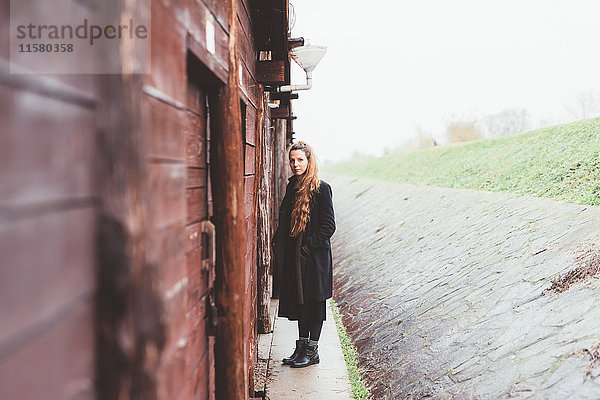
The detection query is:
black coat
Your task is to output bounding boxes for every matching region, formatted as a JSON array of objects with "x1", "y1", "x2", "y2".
[{"x1": 273, "y1": 176, "x2": 336, "y2": 304}]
